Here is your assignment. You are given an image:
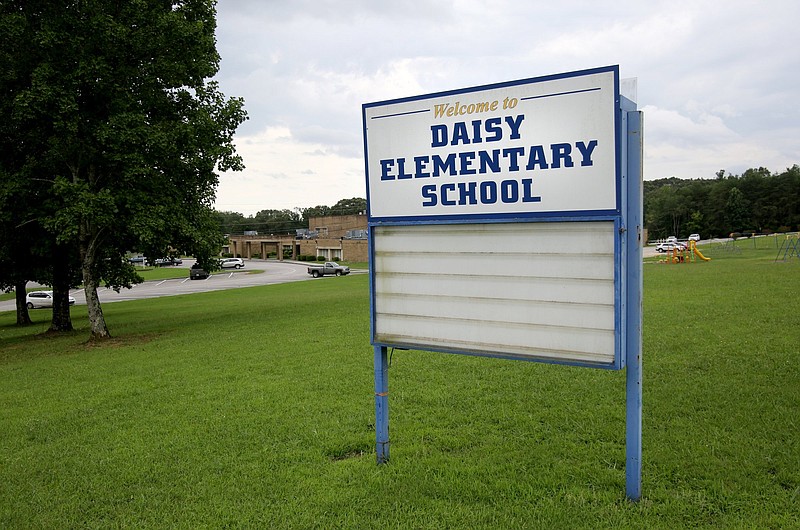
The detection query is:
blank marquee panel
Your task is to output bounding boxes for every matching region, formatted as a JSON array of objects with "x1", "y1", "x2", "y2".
[{"x1": 373, "y1": 221, "x2": 618, "y2": 365}]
